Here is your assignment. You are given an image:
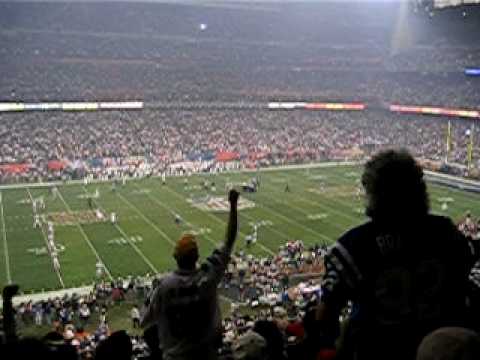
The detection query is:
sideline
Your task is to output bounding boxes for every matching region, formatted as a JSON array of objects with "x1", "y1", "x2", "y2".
[{"x1": 0, "y1": 161, "x2": 361, "y2": 190}]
